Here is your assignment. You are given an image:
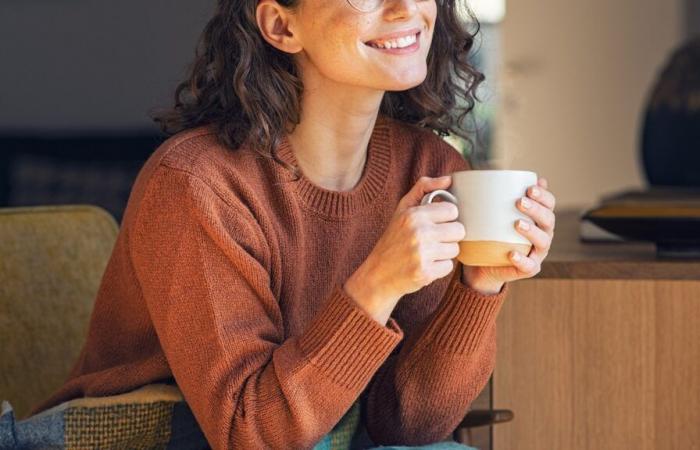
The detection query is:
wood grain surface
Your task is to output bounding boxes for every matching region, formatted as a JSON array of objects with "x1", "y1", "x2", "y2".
[{"x1": 493, "y1": 272, "x2": 700, "y2": 449}]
